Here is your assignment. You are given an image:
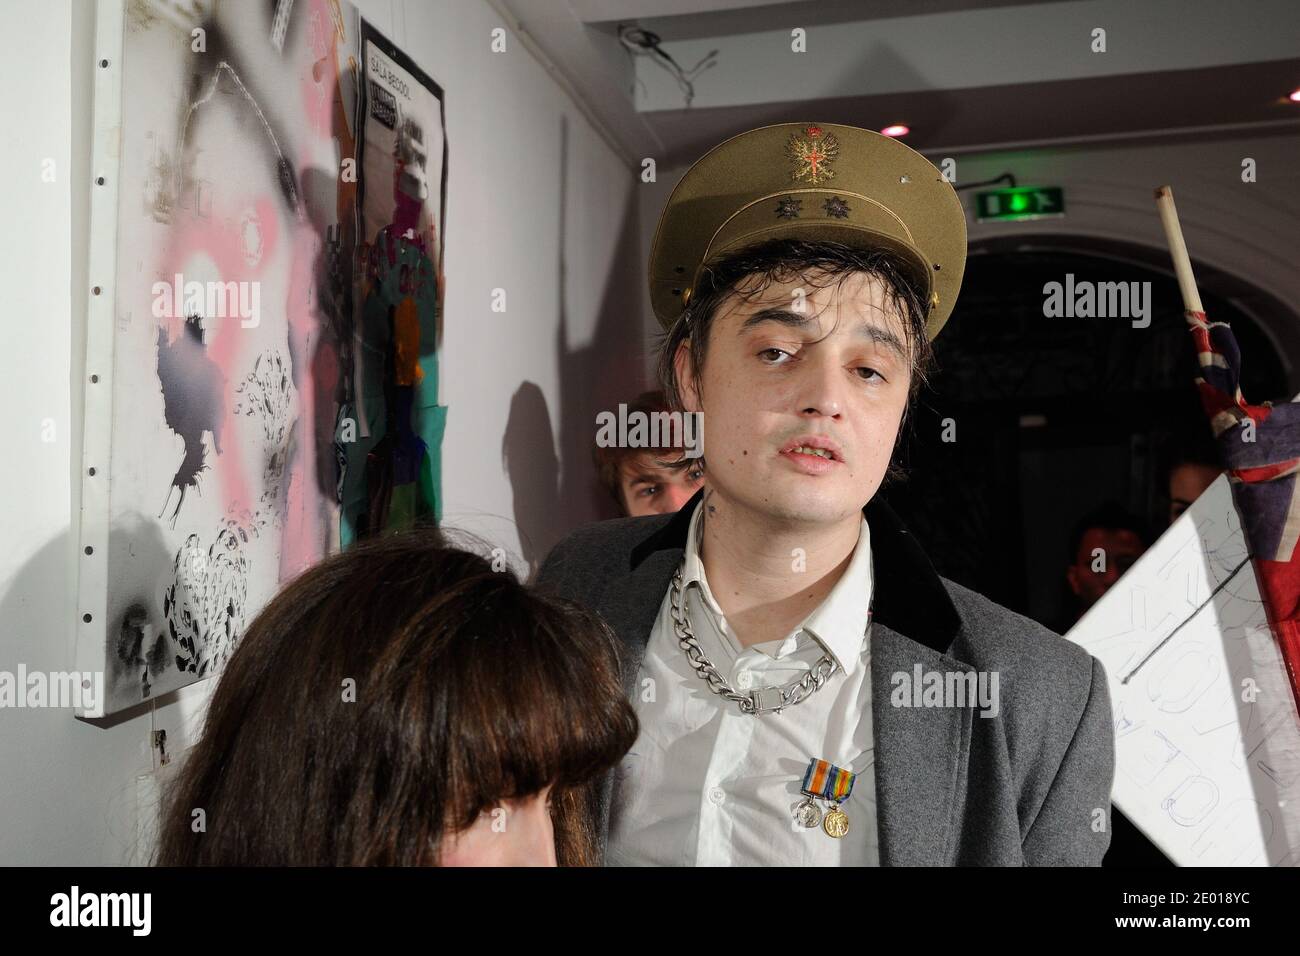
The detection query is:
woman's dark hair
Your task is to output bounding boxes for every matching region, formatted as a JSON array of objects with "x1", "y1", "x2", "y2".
[
  {"x1": 655, "y1": 237, "x2": 935, "y2": 483},
  {"x1": 154, "y1": 529, "x2": 637, "y2": 866}
]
